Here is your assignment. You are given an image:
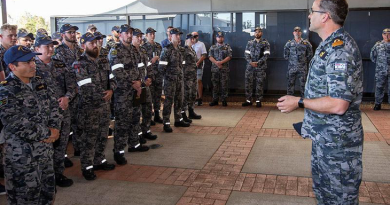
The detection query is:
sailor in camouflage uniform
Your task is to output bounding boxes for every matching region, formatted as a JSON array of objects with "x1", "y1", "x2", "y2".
[
  {"x1": 0, "y1": 46, "x2": 61, "y2": 205},
  {"x1": 108, "y1": 24, "x2": 142, "y2": 164},
  {"x1": 284, "y1": 26, "x2": 313, "y2": 97},
  {"x1": 128, "y1": 28, "x2": 155, "y2": 152},
  {"x1": 0, "y1": 24, "x2": 18, "y2": 79},
  {"x1": 0, "y1": 24, "x2": 17, "y2": 180},
  {"x1": 209, "y1": 32, "x2": 232, "y2": 107},
  {"x1": 181, "y1": 34, "x2": 202, "y2": 122},
  {"x1": 73, "y1": 33, "x2": 116, "y2": 180},
  {"x1": 242, "y1": 27, "x2": 270, "y2": 107},
  {"x1": 370, "y1": 28, "x2": 390, "y2": 110},
  {"x1": 34, "y1": 35, "x2": 76, "y2": 187},
  {"x1": 106, "y1": 26, "x2": 120, "y2": 51},
  {"x1": 53, "y1": 24, "x2": 83, "y2": 165},
  {"x1": 277, "y1": 0, "x2": 364, "y2": 204},
  {"x1": 159, "y1": 28, "x2": 191, "y2": 132},
  {"x1": 142, "y1": 27, "x2": 164, "y2": 124}
]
